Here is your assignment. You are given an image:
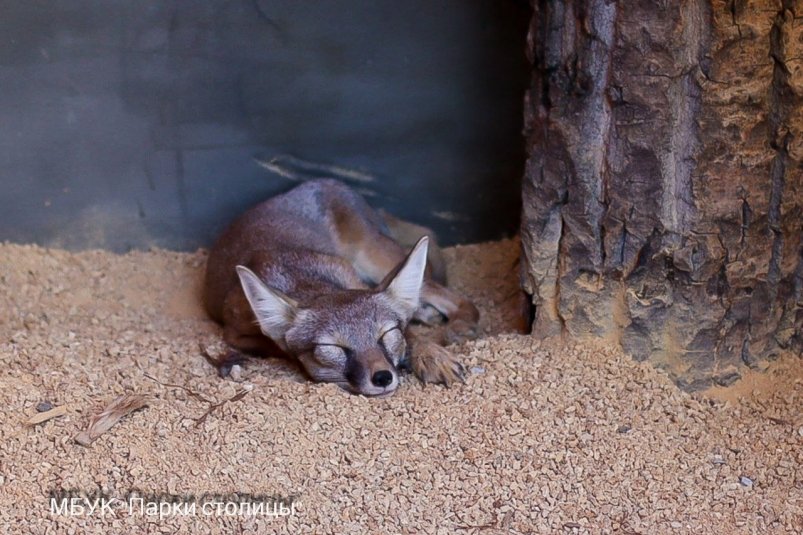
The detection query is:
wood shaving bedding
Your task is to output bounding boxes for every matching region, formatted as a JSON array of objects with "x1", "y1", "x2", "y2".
[{"x1": 0, "y1": 238, "x2": 800, "y2": 533}]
